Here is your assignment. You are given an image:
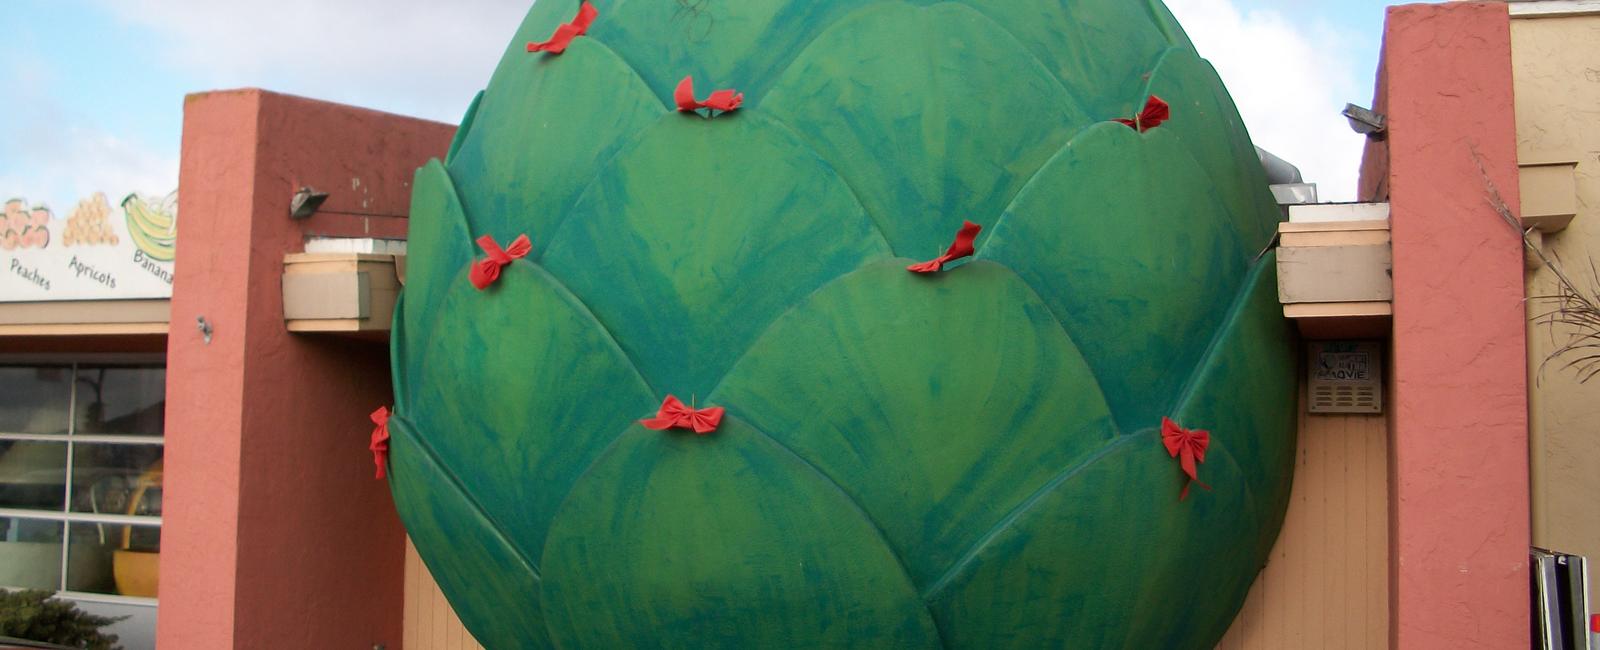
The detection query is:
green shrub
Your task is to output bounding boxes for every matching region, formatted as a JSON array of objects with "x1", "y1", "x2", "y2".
[{"x1": 0, "y1": 589, "x2": 124, "y2": 650}]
